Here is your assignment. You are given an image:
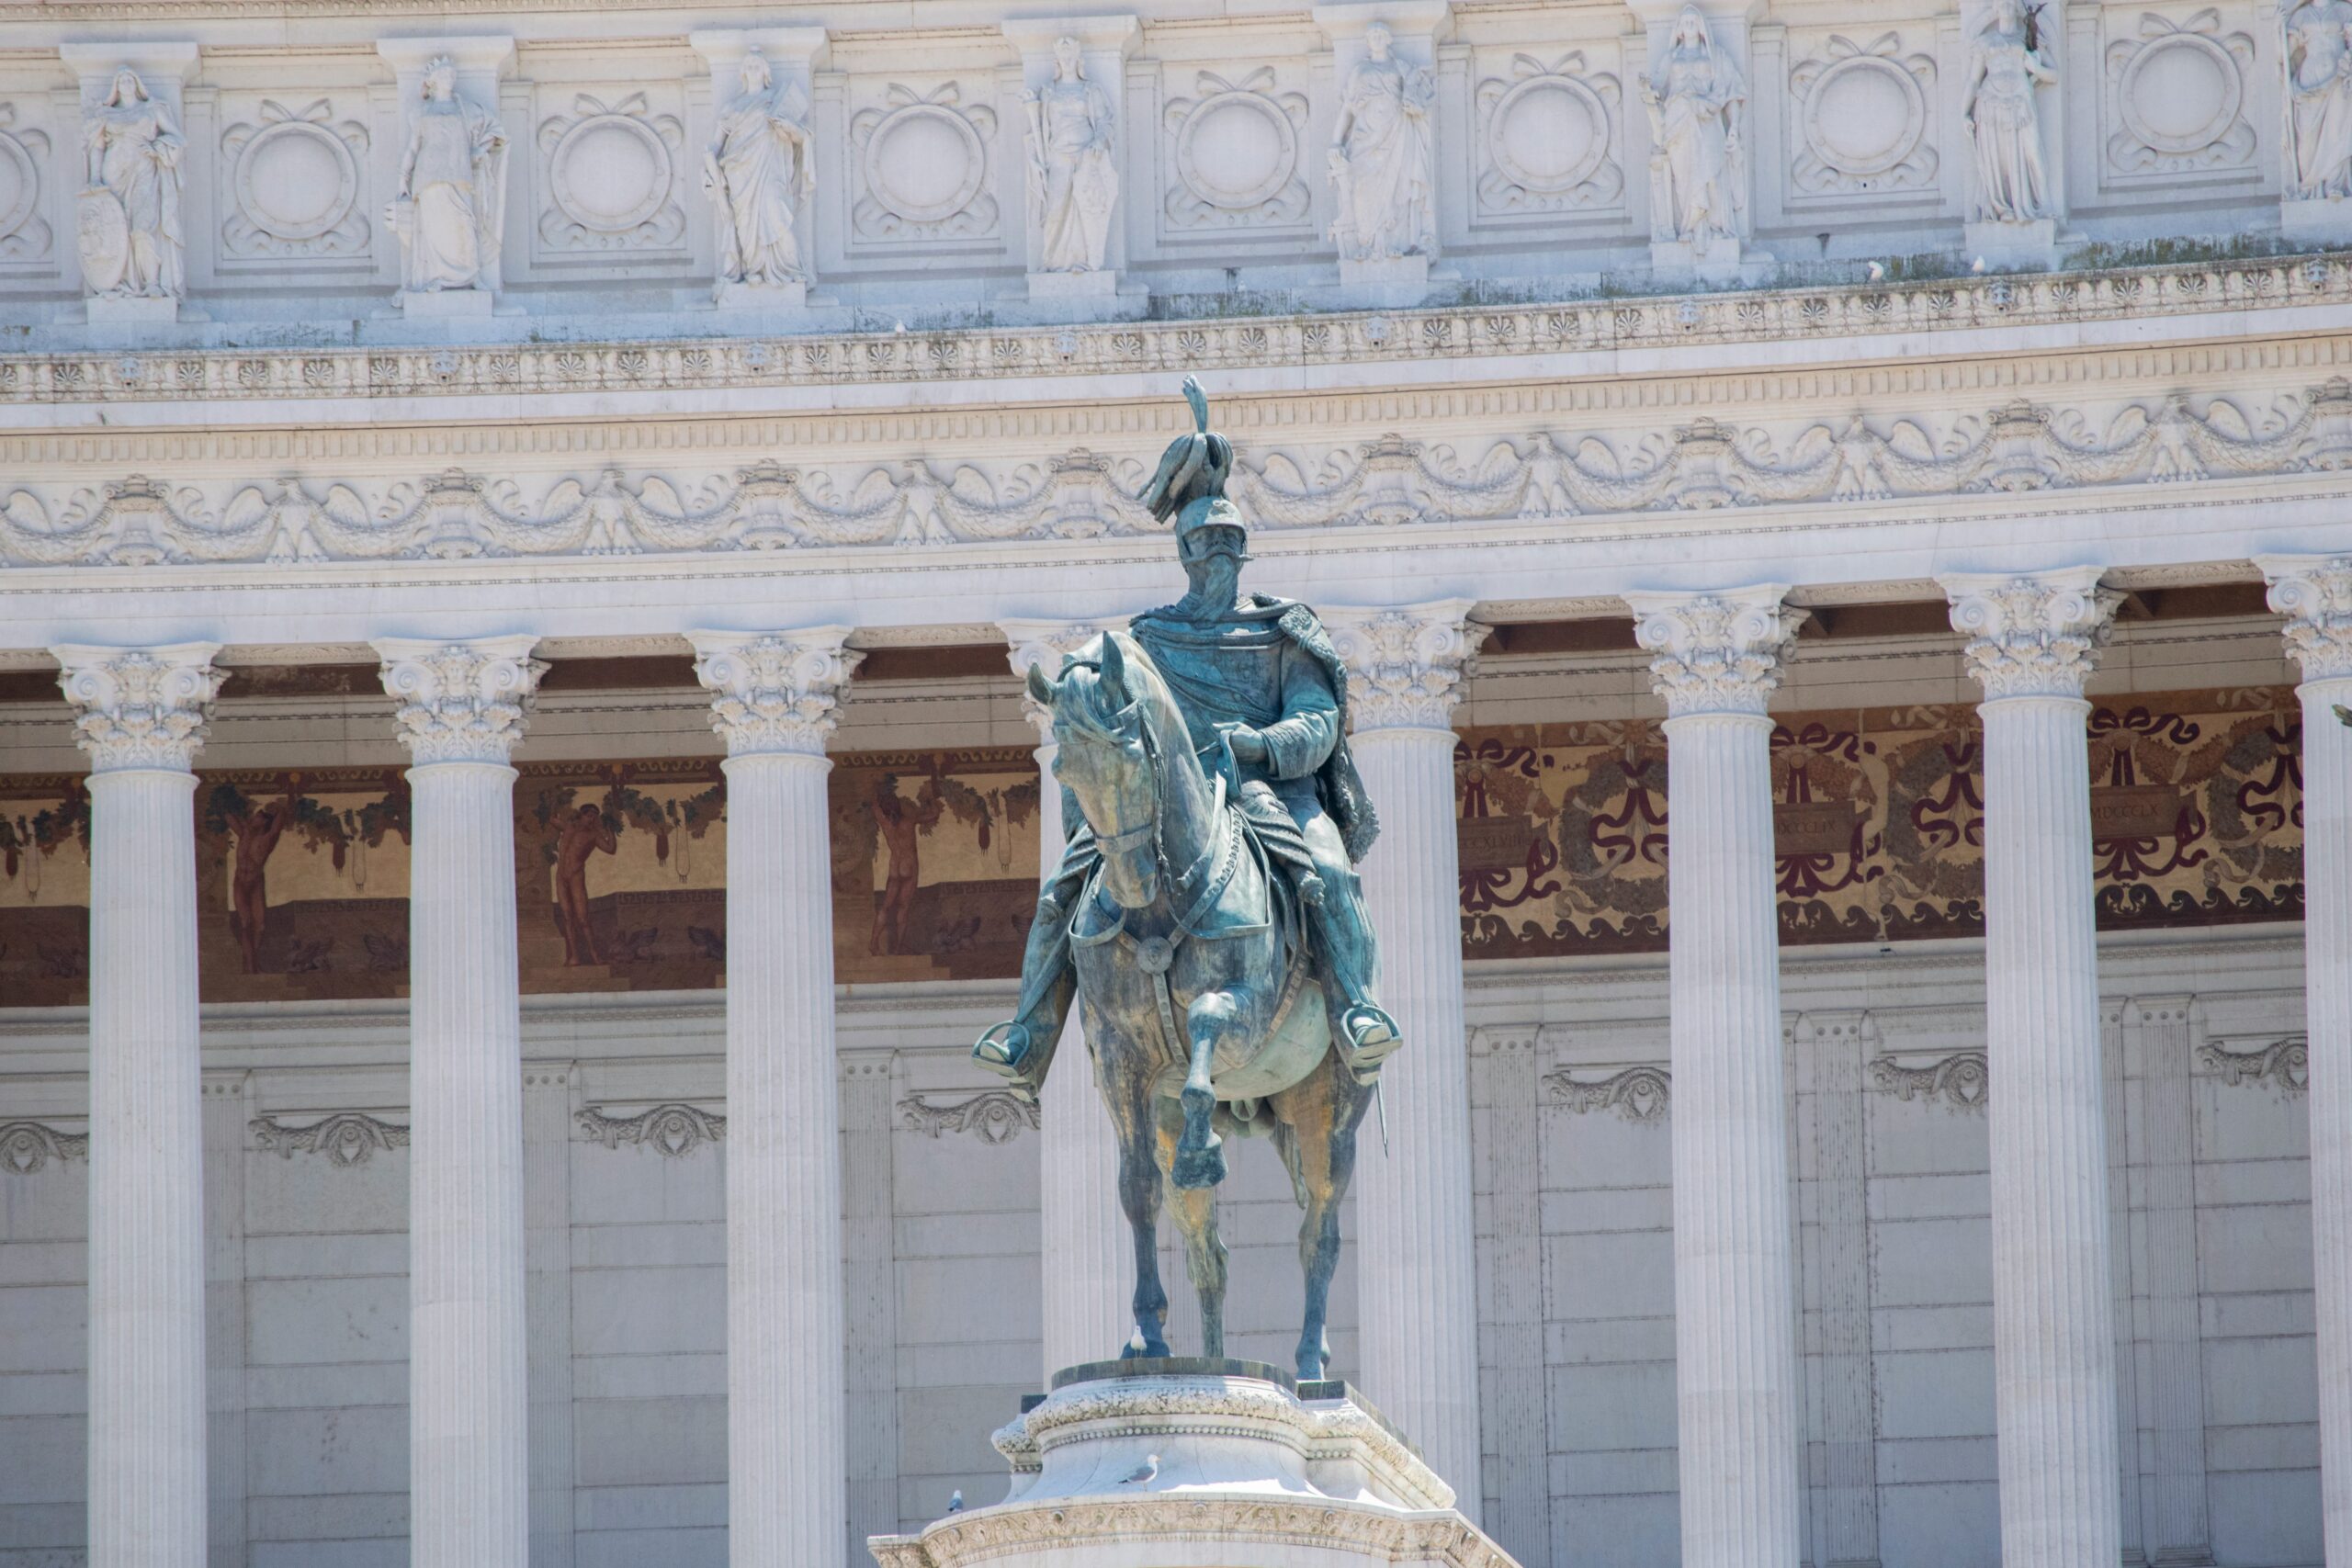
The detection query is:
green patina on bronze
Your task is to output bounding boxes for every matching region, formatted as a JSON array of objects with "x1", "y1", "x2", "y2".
[{"x1": 973, "y1": 378, "x2": 1397, "y2": 1381}]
